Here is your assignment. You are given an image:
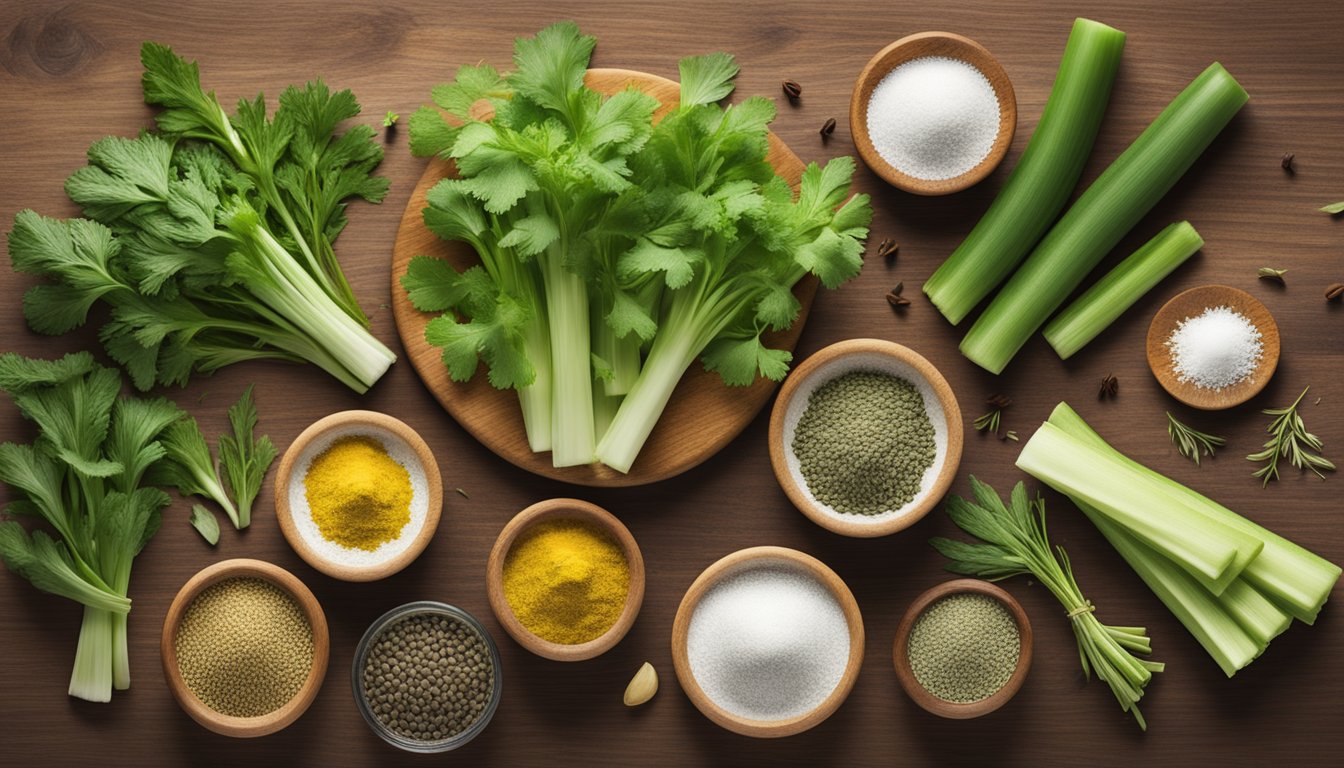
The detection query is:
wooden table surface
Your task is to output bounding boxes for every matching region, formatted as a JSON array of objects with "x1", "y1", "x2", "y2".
[{"x1": 2, "y1": 1, "x2": 1340, "y2": 765}]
